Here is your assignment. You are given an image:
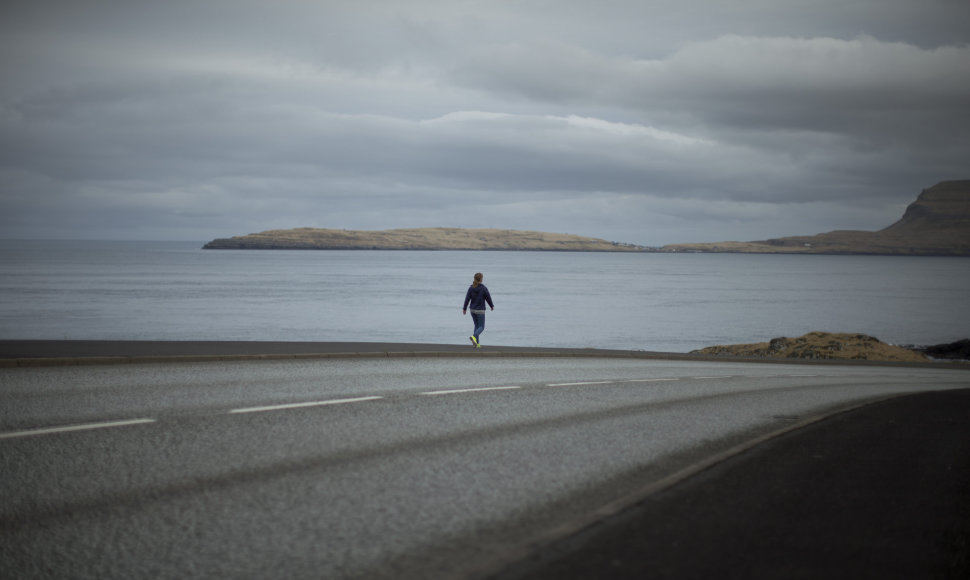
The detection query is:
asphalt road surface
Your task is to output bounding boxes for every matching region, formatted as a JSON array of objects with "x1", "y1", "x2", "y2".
[{"x1": 1, "y1": 354, "x2": 967, "y2": 579}]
